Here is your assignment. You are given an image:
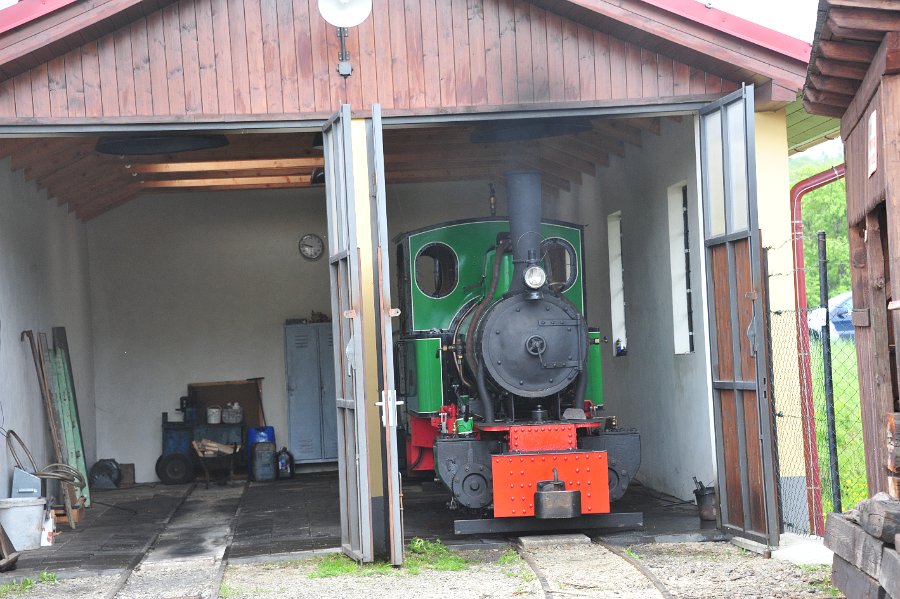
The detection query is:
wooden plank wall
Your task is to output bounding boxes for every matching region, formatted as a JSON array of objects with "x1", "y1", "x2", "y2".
[{"x1": 0, "y1": 0, "x2": 737, "y2": 120}]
